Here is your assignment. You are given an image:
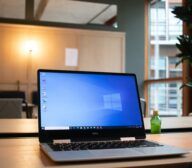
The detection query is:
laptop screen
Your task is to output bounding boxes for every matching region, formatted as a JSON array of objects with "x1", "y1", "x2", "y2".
[{"x1": 39, "y1": 70, "x2": 143, "y2": 131}]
